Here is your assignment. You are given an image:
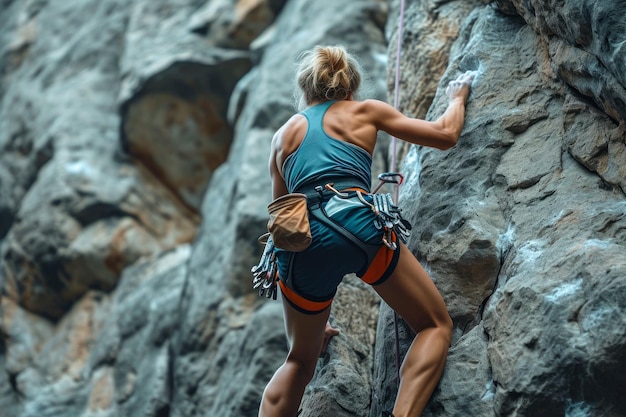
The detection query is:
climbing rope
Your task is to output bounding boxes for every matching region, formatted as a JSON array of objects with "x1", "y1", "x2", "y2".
[
  {"x1": 389, "y1": 0, "x2": 406, "y2": 395},
  {"x1": 390, "y1": 0, "x2": 406, "y2": 181}
]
